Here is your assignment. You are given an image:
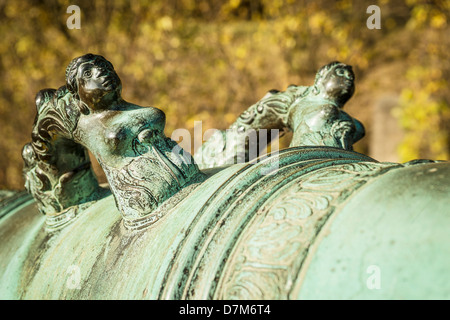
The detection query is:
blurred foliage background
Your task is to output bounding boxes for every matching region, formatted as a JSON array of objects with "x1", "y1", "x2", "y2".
[{"x1": 0, "y1": 0, "x2": 449, "y2": 190}]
